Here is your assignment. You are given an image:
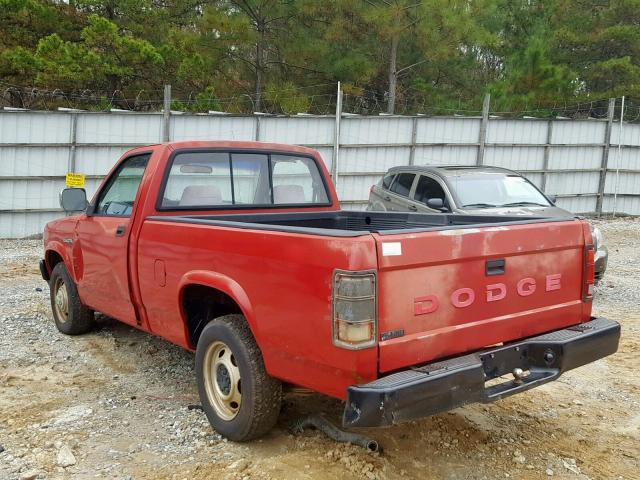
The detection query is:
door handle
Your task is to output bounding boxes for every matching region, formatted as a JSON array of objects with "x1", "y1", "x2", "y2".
[
  {"x1": 115, "y1": 225, "x2": 126, "y2": 237},
  {"x1": 384, "y1": 196, "x2": 391, "y2": 201},
  {"x1": 408, "y1": 205, "x2": 417, "y2": 212}
]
